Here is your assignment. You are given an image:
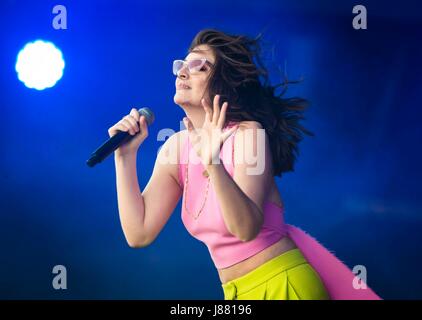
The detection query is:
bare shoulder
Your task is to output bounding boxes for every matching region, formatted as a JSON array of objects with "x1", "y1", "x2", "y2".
[
  {"x1": 157, "y1": 129, "x2": 188, "y2": 186},
  {"x1": 172, "y1": 129, "x2": 189, "y2": 158},
  {"x1": 235, "y1": 121, "x2": 265, "y2": 140},
  {"x1": 233, "y1": 120, "x2": 272, "y2": 172},
  {"x1": 159, "y1": 129, "x2": 188, "y2": 158},
  {"x1": 237, "y1": 120, "x2": 264, "y2": 131}
]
